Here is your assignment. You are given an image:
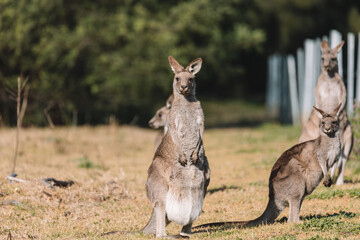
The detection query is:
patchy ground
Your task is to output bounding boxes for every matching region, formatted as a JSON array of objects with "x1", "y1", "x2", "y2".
[{"x1": 0, "y1": 124, "x2": 359, "y2": 239}]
